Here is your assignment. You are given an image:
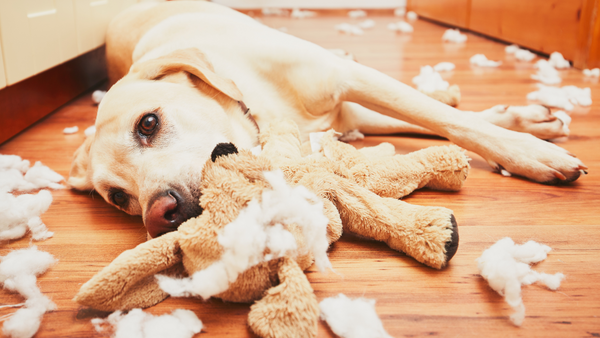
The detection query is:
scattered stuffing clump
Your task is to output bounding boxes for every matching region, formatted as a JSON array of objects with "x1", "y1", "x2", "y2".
[
  {"x1": 505, "y1": 45, "x2": 536, "y2": 62},
  {"x1": 406, "y1": 11, "x2": 418, "y2": 21},
  {"x1": 387, "y1": 21, "x2": 412, "y2": 33},
  {"x1": 505, "y1": 44, "x2": 519, "y2": 54},
  {"x1": 470, "y1": 54, "x2": 502, "y2": 67},
  {"x1": 583, "y1": 68, "x2": 600, "y2": 77},
  {"x1": 442, "y1": 28, "x2": 467, "y2": 43},
  {"x1": 0, "y1": 190, "x2": 53, "y2": 241},
  {"x1": 84, "y1": 125, "x2": 97, "y2": 137},
  {"x1": 527, "y1": 84, "x2": 592, "y2": 111},
  {"x1": 0, "y1": 155, "x2": 65, "y2": 192},
  {"x1": 394, "y1": 7, "x2": 406, "y2": 17},
  {"x1": 548, "y1": 52, "x2": 570, "y2": 69},
  {"x1": 92, "y1": 90, "x2": 106, "y2": 104},
  {"x1": 157, "y1": 170, "x2": 331, "y2": 300},
  {"x1": 357, "y1": 19, "x2": 375, "y2": 29},
  {"x1": 477, "y1": 238, "x2": 565, "y2": 326},
  {"x1": 261, "y1": 8, "x2": 287, "y2": 16},
  {"x1": 433, "y1": 62, "x2": 455, "y2": 72},
  {"x1": 0, "y1": 246, "x2": 57, "y2": 338},
  {"x1": 62, "y1": 126, "x2": 79, "y2": 134},
  {"x1": 412, "y1": 65, "x2": 449, "y2": 93},
  {"x1": 347, "y1": 10, "x2": 366, "y2": 19},
  {"x1": 91, "y1": 309, "x2": 202, "y2": 338},
  {"x1": 291, "y1": 8, "x2": 315, "y2": 19},
  {"x1": 532, "y1": 60, "x2": 561, "y2": 85},
  {"x1": 335, "y1": 23, "x2": 364, "y2": 36},
  {"x1": 319, "y1": 294, "x2": 392, "y2": 338}
]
